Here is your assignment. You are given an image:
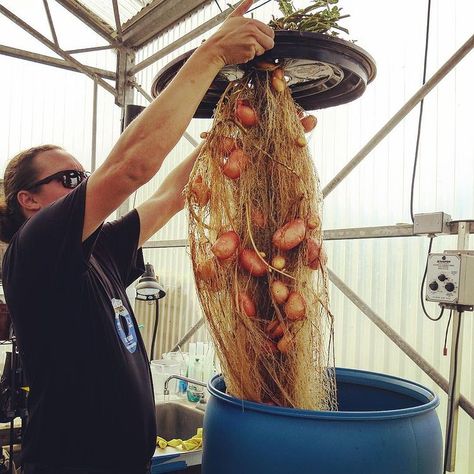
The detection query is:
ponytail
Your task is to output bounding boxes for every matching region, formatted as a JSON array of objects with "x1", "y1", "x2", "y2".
[{"x1": 0, "y1": 145, "x2": 62, "y2": 243}]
